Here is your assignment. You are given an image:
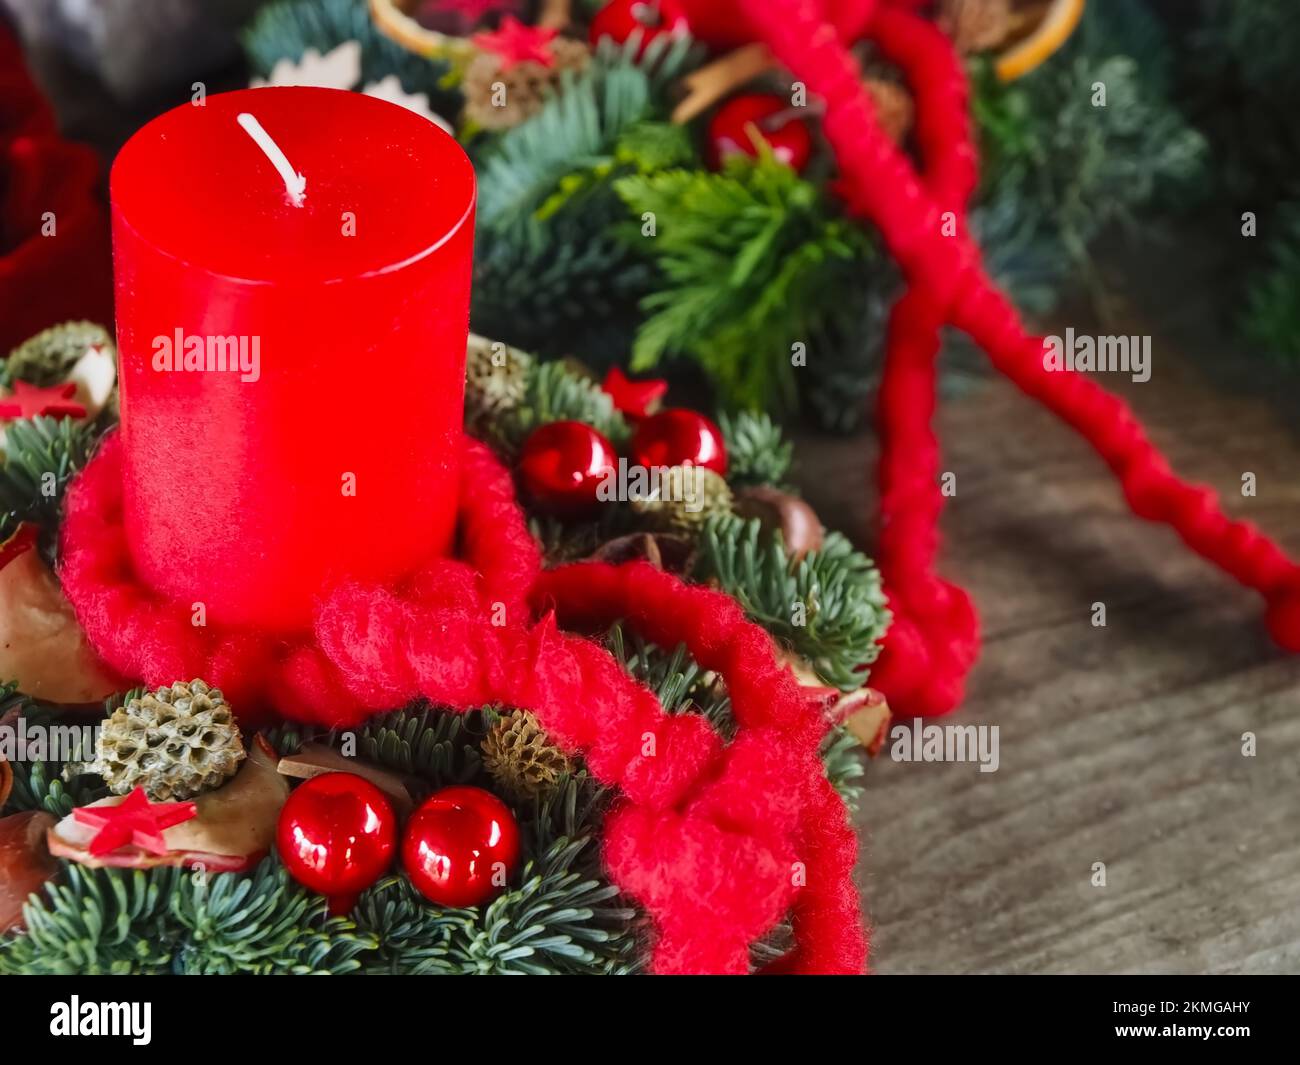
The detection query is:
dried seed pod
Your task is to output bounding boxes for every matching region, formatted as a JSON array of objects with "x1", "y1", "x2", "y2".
[
  {"x1": 77, "y1": 679, "x2": 245, "y2": 802},
  {"x1": 482, "y1": 710, "x2": 573, "y2": 801},
  {"x1": 734, "y1": 485, "x2": 824, "y2": 560}
]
